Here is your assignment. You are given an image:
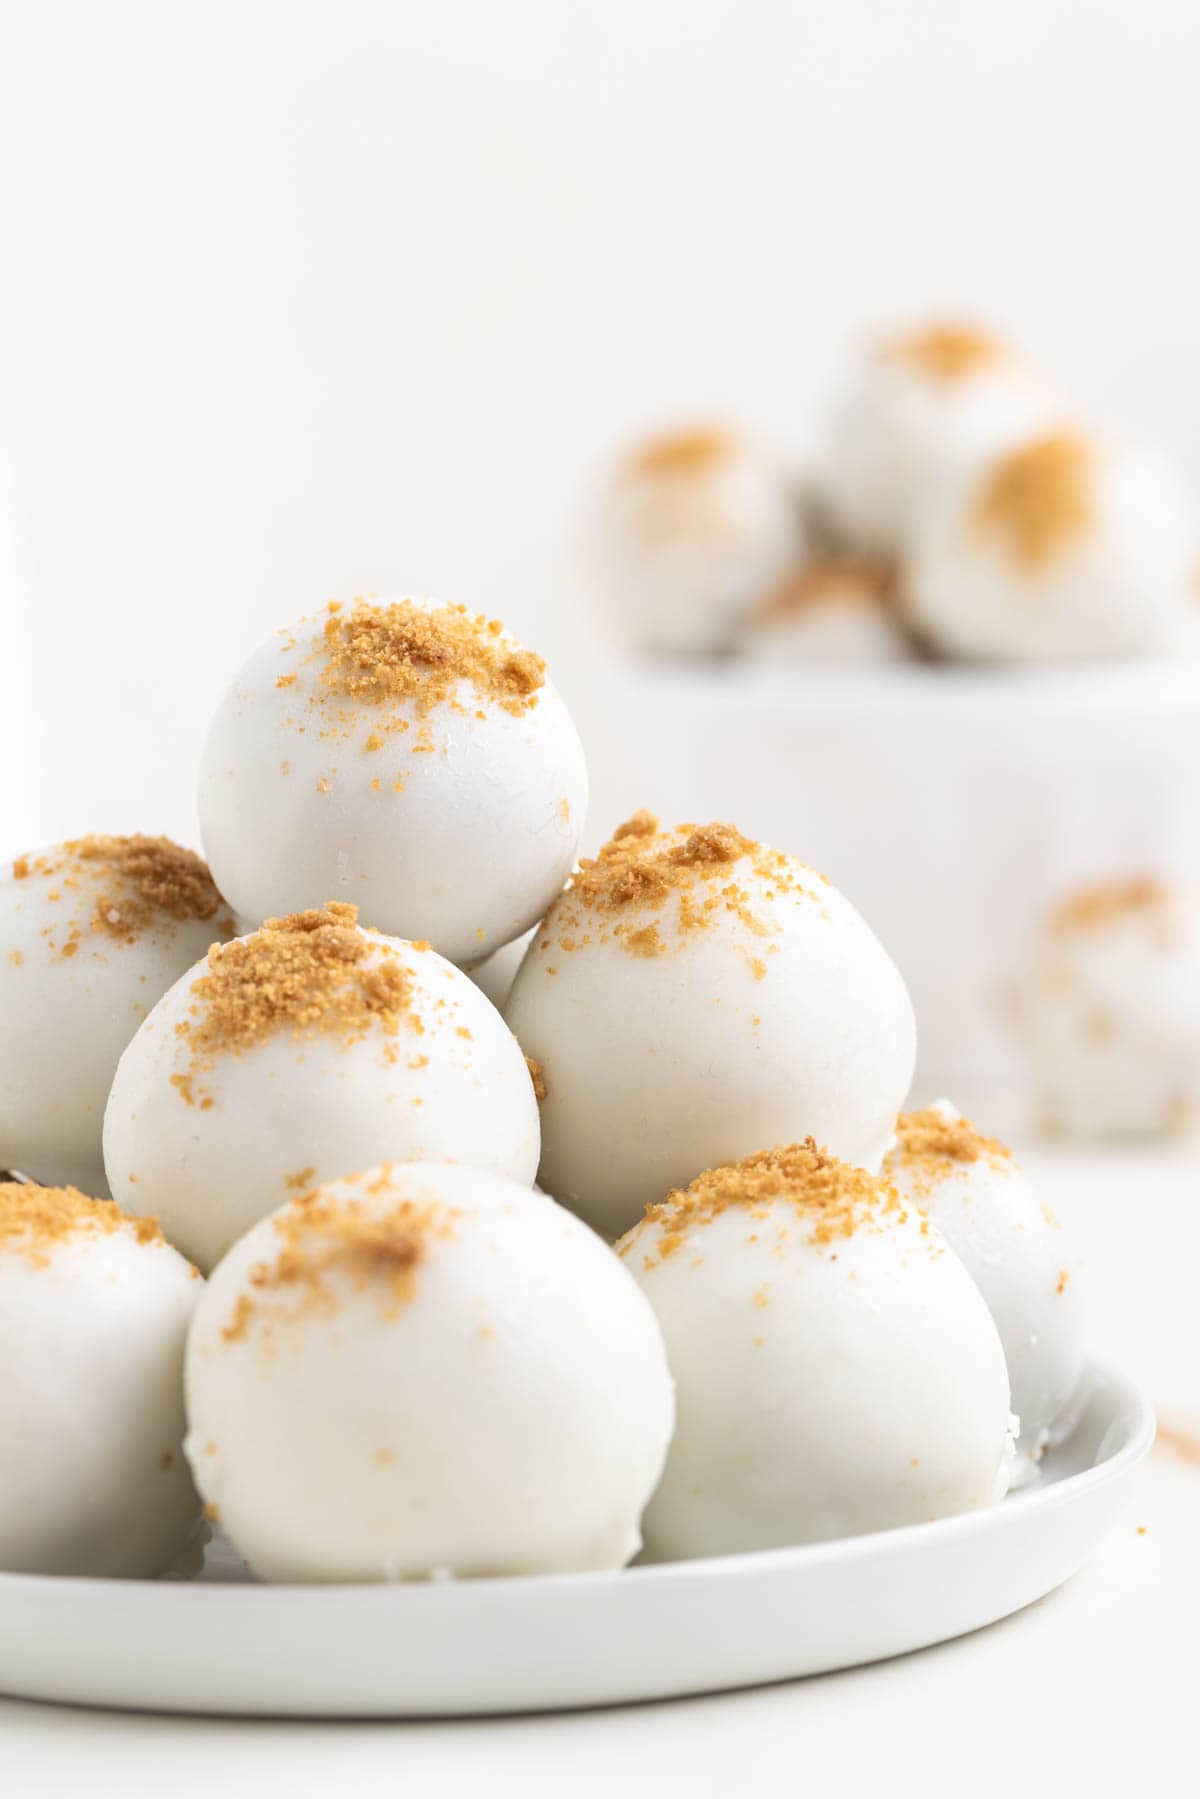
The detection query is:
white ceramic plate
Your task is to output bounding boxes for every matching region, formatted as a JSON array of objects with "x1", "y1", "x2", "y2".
[{"x1": 0, "y1": 1359, "x2": 1152, "y2": 1718}]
